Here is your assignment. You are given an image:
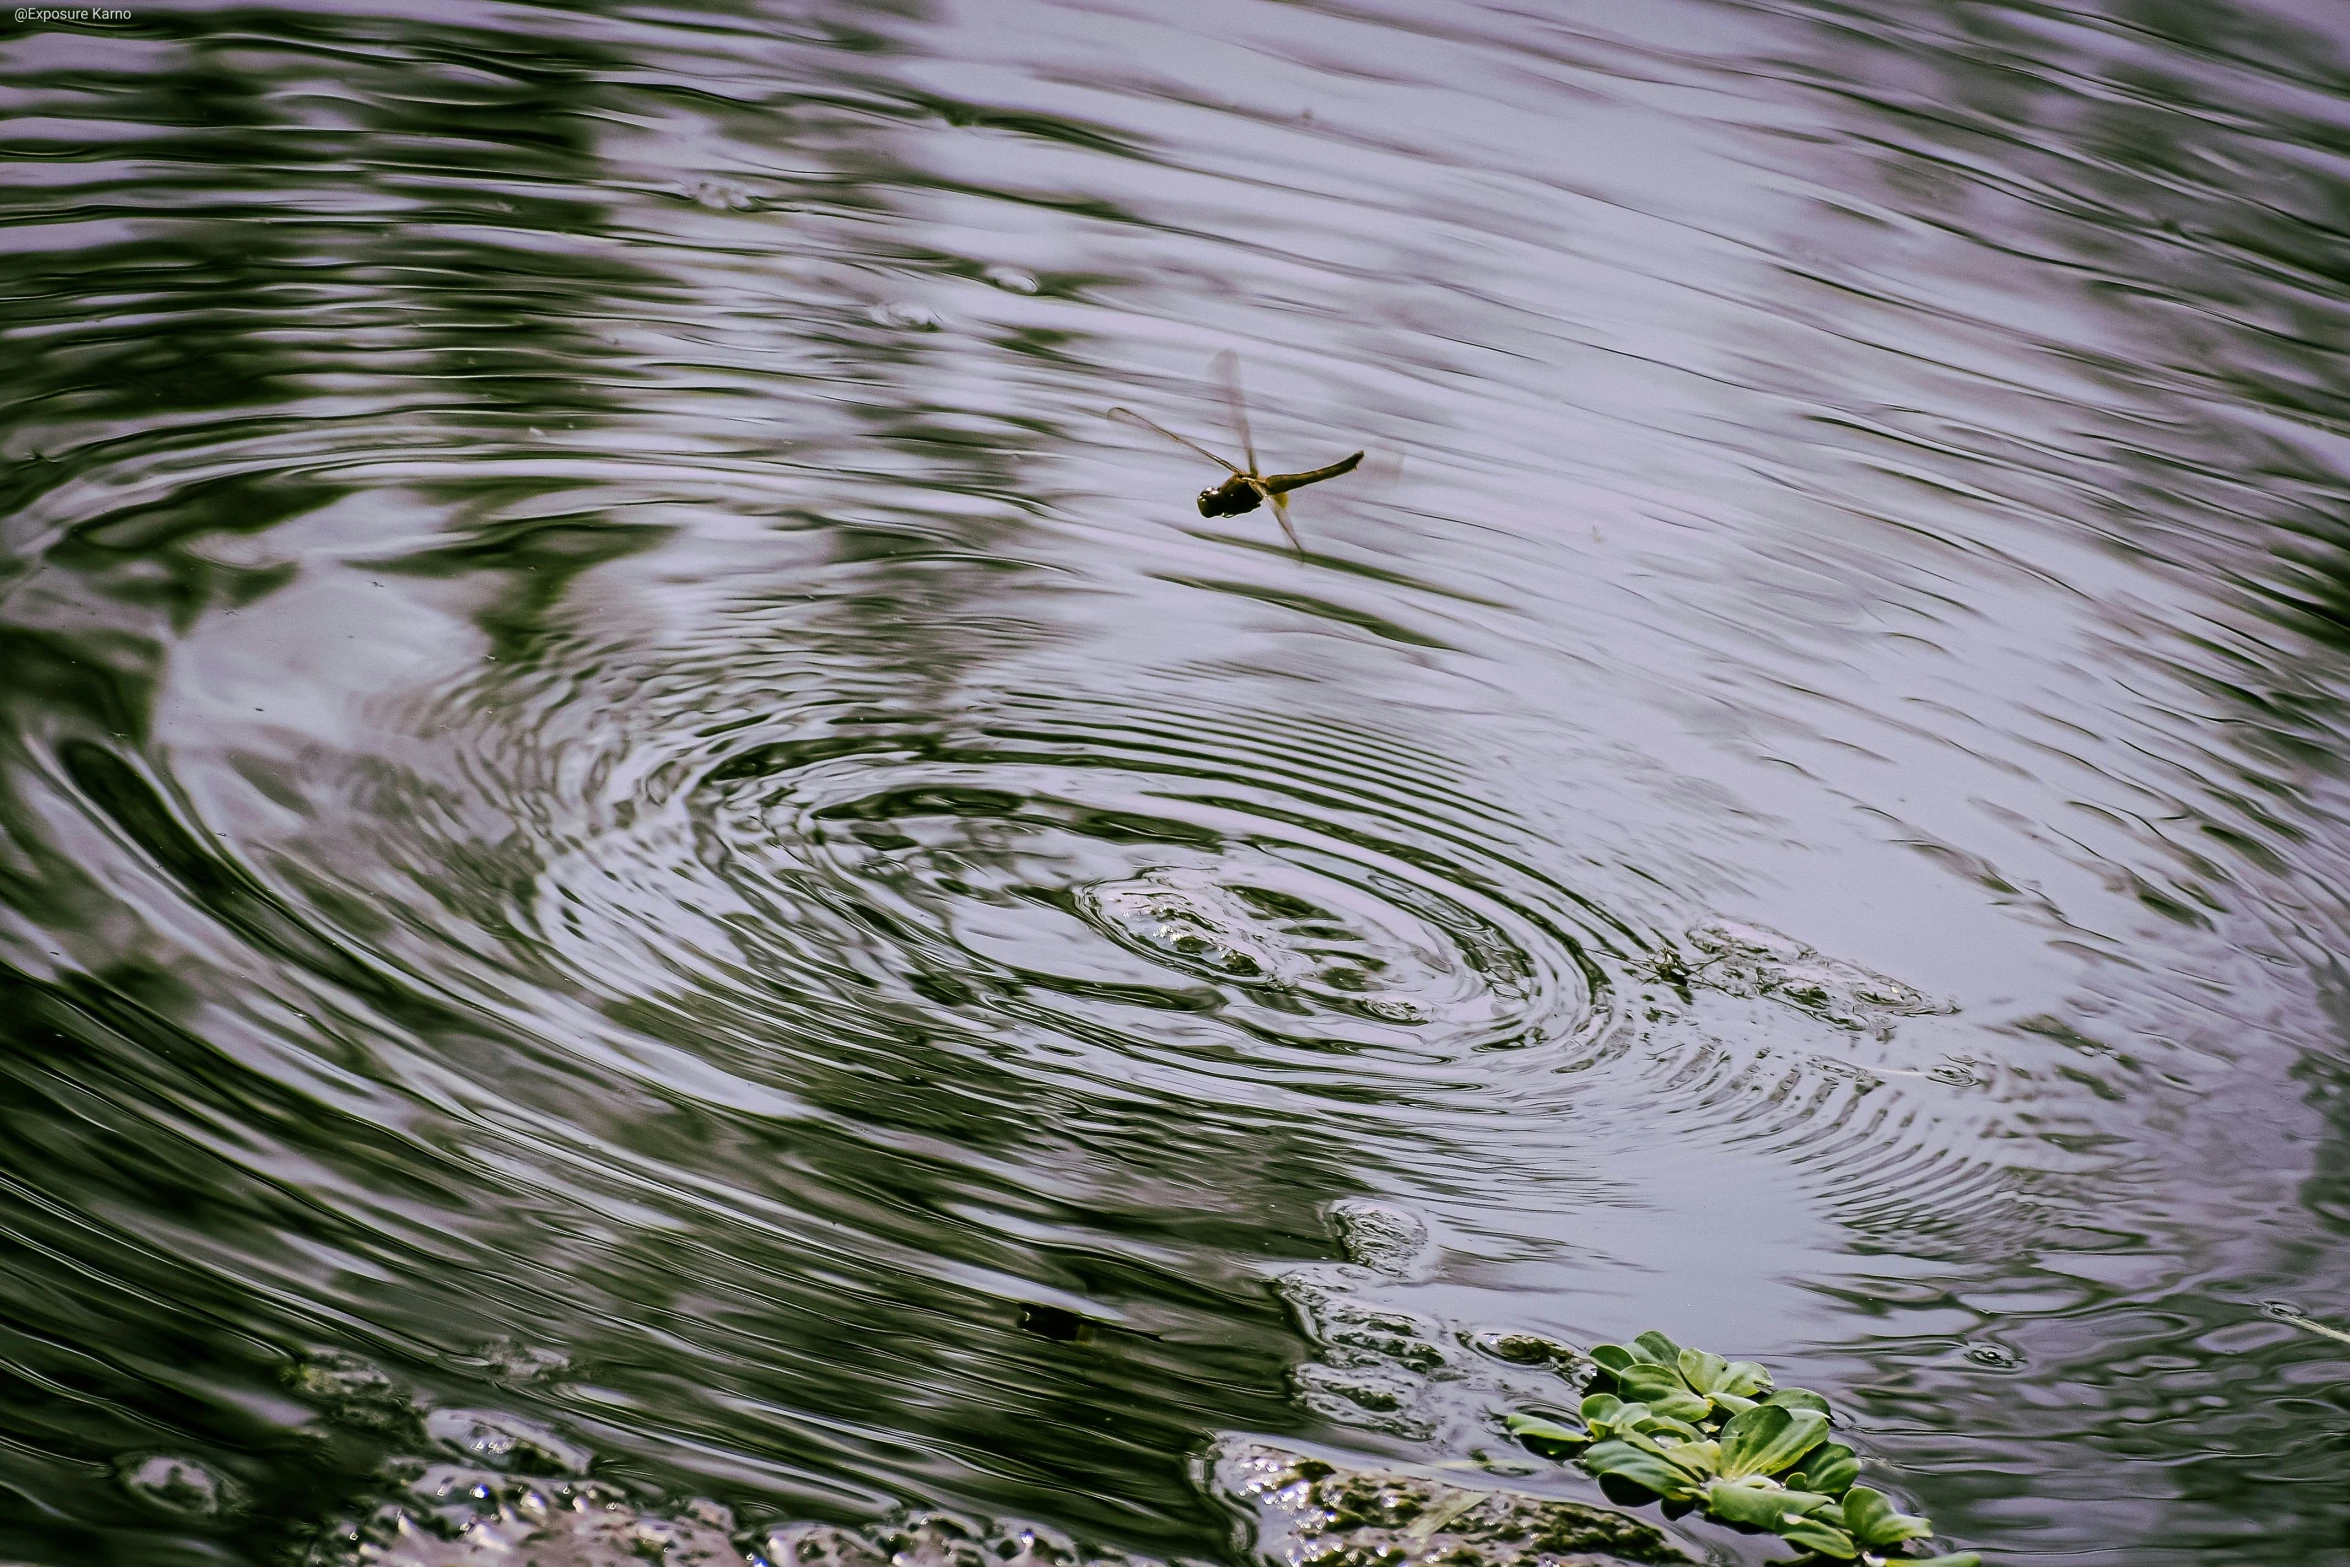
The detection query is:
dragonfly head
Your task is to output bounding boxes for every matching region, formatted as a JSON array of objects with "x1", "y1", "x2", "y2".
[{"x1": 1197, "y1": 476, "x2": 1263, "y2": 518}]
